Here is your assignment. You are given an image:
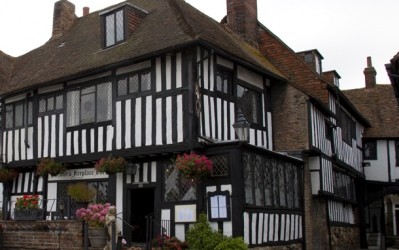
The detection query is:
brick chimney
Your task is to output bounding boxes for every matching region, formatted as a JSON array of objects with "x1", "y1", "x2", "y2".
[
  {"x1": 52, "y1": 0, "x2": 77, "y2": 39},
  {"x1": 364, "y1": 56, "x2": 377, "y2": 89},
  {"x1": 226, "y1": 0, "x2": 258, "y2": 47},
  {"x1": 83, "y1": 7, "x2": 90, "y2": 16}
]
